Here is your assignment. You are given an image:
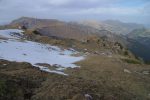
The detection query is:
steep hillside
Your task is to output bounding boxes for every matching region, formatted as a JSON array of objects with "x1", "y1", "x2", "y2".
[
  {"x1": 126, "y1": 28, "x2": 150, "y2": 63},
  {"x1": 78, "y1": 20, "x2": 150, "y2": 63}
]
